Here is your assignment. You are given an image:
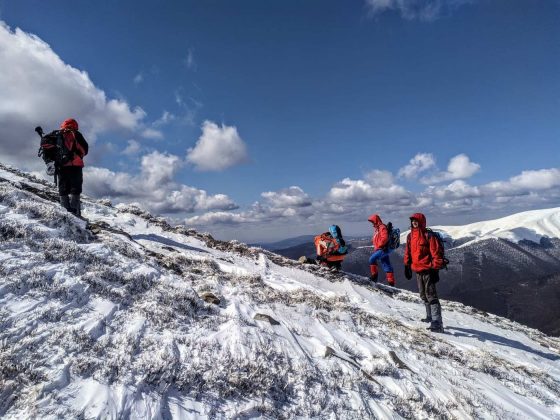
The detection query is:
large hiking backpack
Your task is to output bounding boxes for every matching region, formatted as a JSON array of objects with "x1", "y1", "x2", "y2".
[
  {"x1": 328, "y1": 225, "x2": 348, "y2": 255},
  {"x1": 386, "y1": 222, "x2": 401, "y2": 249},
  {"x1": 425, "y1": 228, "x2": 449, "y2": 269},
  {"x1": 37, "y1": 129, "x2": 73, "y2": 167}
]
